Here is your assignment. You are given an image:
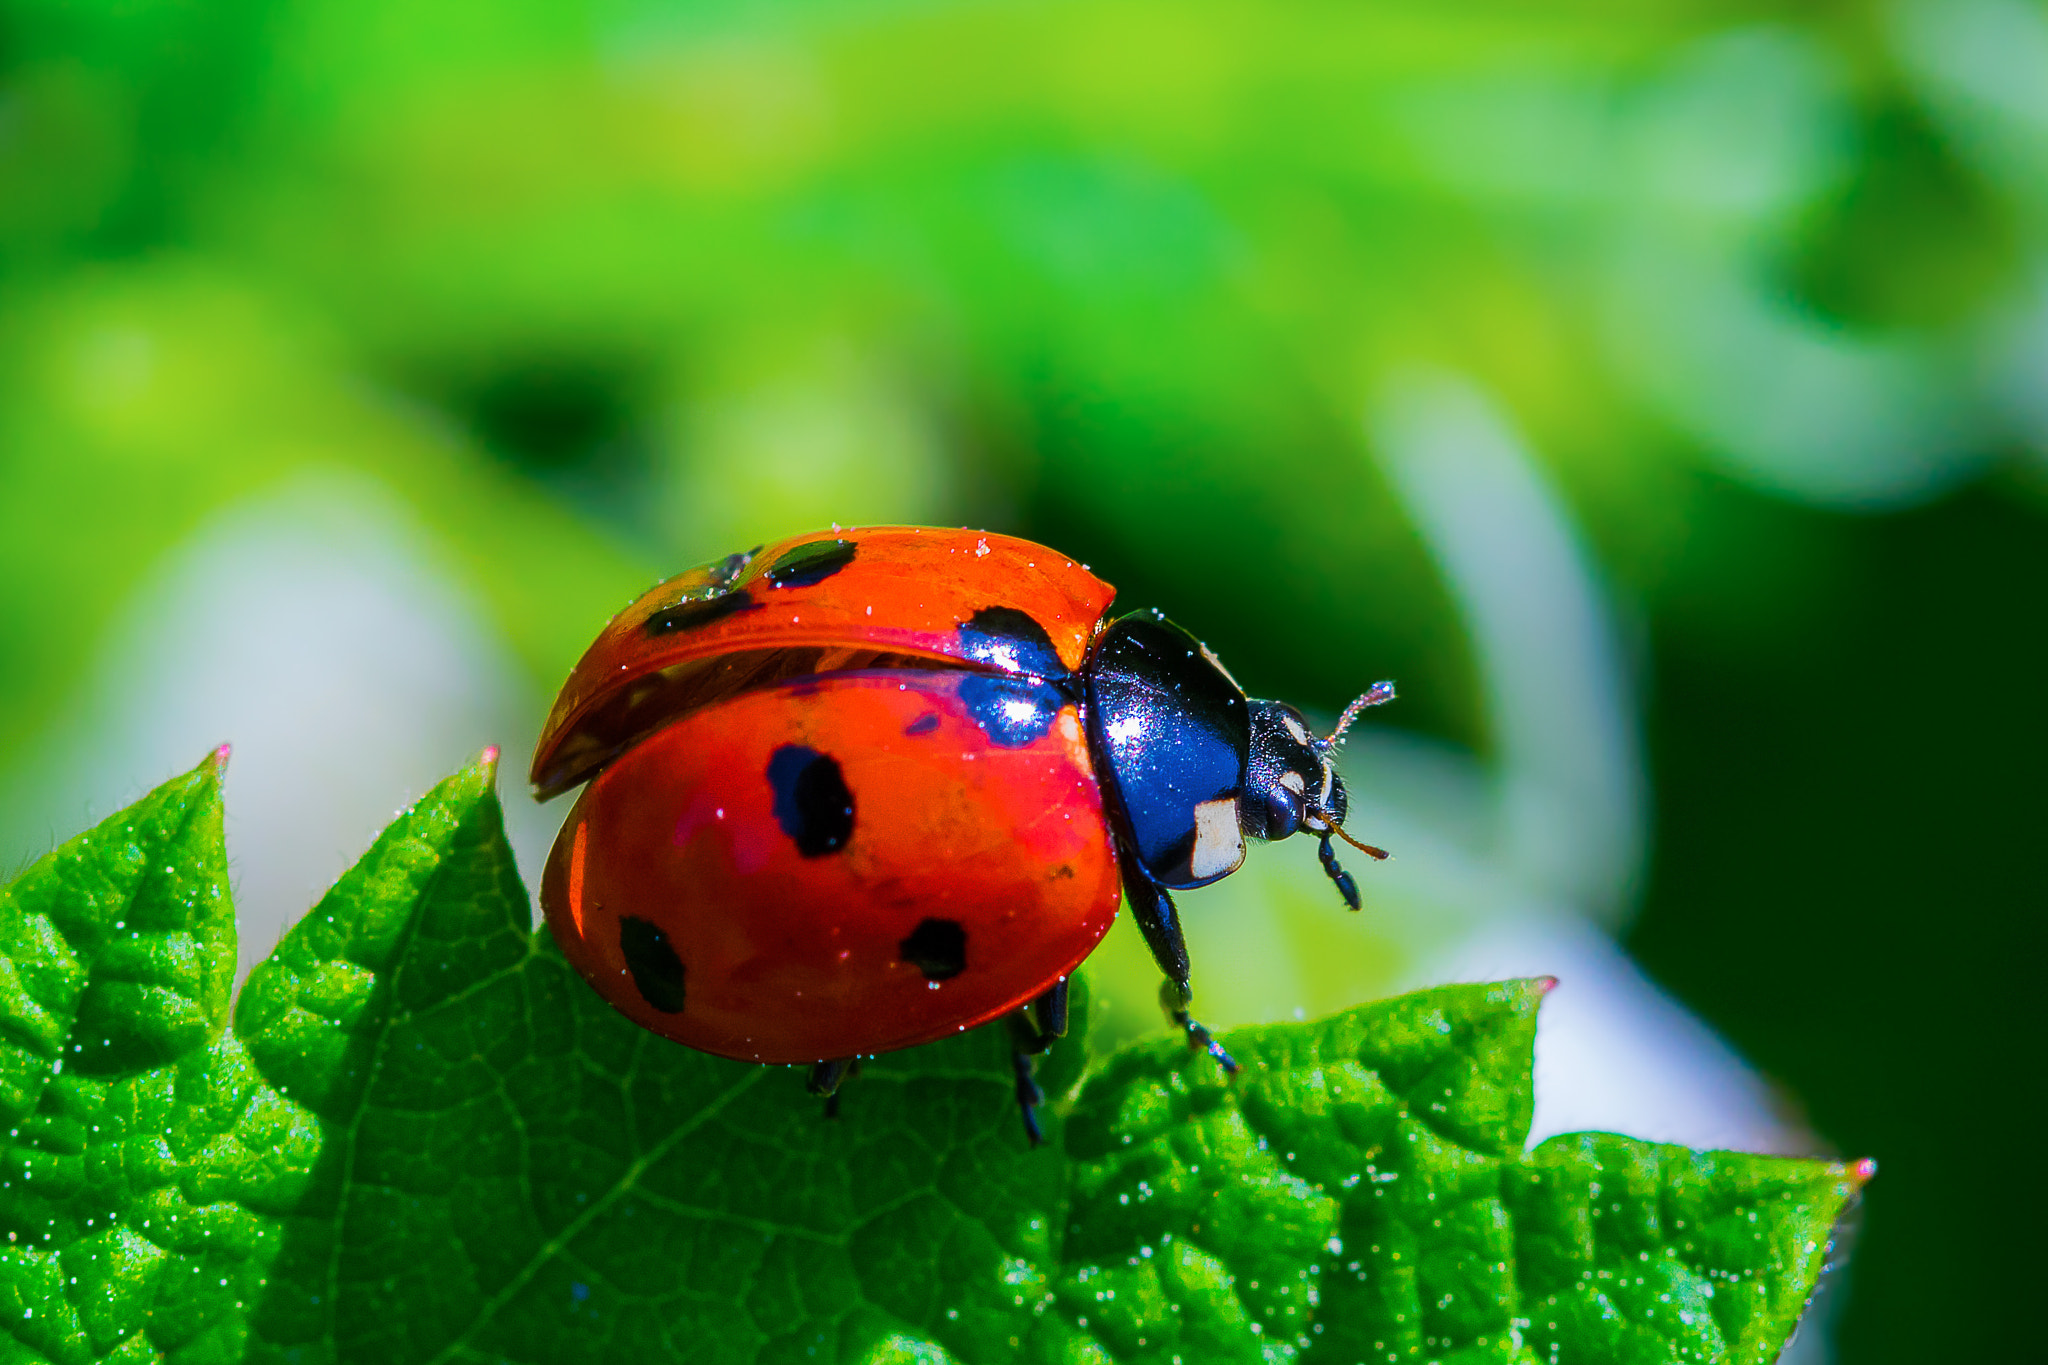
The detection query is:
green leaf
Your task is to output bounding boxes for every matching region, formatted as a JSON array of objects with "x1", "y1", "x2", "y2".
[
  {"x1": 1058, "y1": 982, "x2": 1549, "y2": 1364},
  {"x1": 1060, "y1": 992, "x2": 1870, "y2": 1365},
  {"x1": 0, "y1": 748, "x2": 317, "y2": 1364},
  {"x1": 0, "y1": 758, "x2": 1867, "y2": 1365},
  {"x1": 1508, "y1": 1136, "x2": 1868, "y2": 1365}
]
